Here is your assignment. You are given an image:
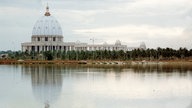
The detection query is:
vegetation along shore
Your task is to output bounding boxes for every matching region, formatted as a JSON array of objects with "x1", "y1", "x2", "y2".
[{"x1": 1, "y1": 47, "x2": 192, "y2": 65}]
